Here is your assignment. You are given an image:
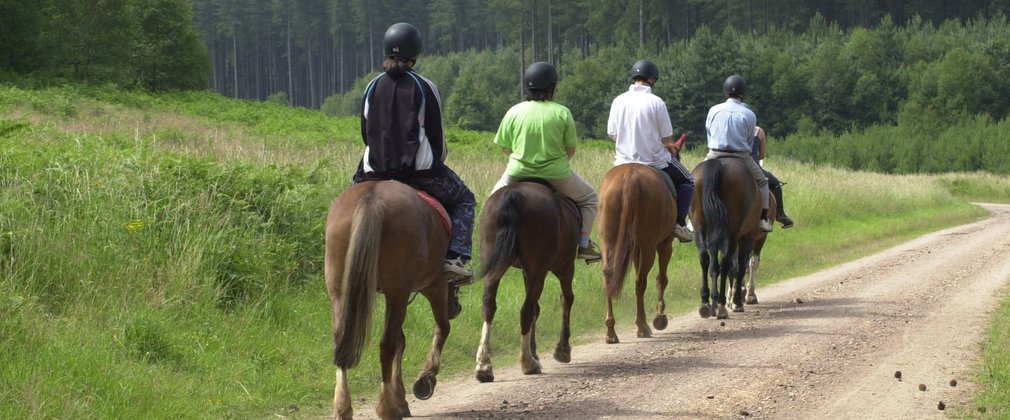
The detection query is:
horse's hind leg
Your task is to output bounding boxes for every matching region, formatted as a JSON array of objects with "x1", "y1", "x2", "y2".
[
  {"x1": 715, "y1": 251, "x2": 733, "y2": 319},
  {"x1": 519, "y1": 269, "x2": 547, "y2": 375},
  {"x1": 333, "y1": 367, "x2": 352, "y2": 420},
  {"x1": 376, "y1": 294, "x2": 410, "y2": 420},
  {"x1": 698, "y1": 250, "x2": 714, "y2": 318},
  {"x1": 553, "y1": 265, "x2": 575, "y2": 363},
  {"x1": 414, "y1": 284, "x2": 451, "y2": 400},
  {"x1": 475, "y1": 276, "x2": 501, "y2": 383},
  {"x1": 634, "y1": 254, "x2": 655, "y2": 338},
  {"x1": 653, "y1": 239, "x2": 673, "y2": 330},
  {"x1": 605, "y1": 297, "x2": 619, "y2": 343},
  {"x1": 733, "y1": 239, "x2": 755, "y2": 312},
  {"x1": 747, "y1": 252, "x2": 761, "y2": 305}
]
